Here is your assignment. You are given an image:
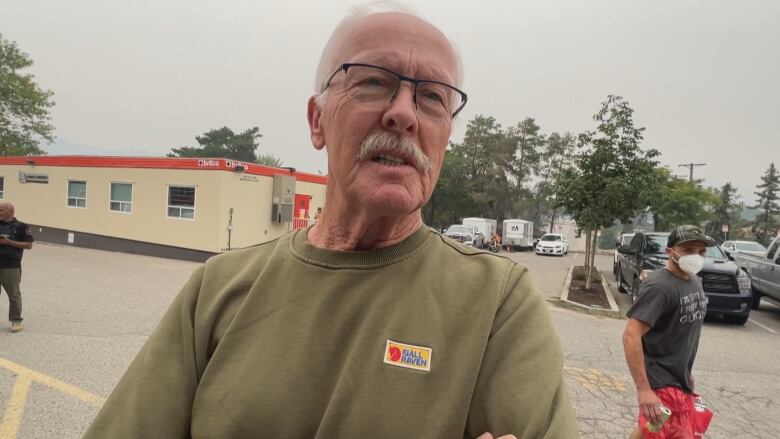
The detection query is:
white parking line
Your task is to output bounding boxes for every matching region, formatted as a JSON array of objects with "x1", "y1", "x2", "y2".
[{"x1": 748, "y1": 318, "x2": 777, "y2": 334}]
